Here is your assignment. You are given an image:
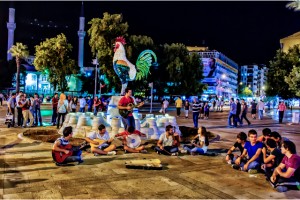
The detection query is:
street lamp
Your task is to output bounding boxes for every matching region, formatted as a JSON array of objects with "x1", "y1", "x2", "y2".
[{"x1": 92, "y1": 58, "x2": 99, "y2": 98}]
